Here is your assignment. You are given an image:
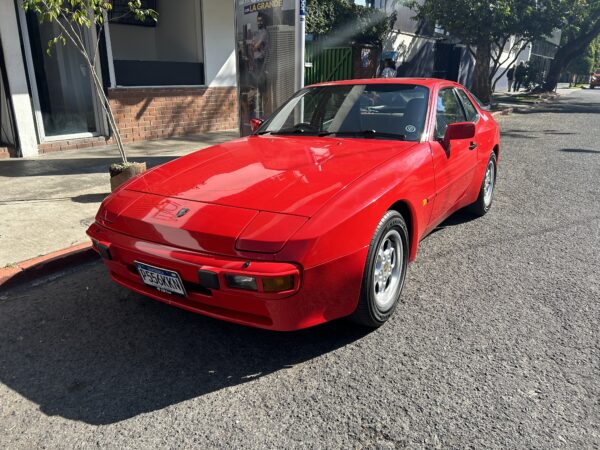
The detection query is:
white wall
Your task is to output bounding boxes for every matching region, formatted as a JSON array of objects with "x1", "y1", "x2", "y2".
[
  {"x1": 0, "y1": 0, "x2": 38, "y2": 156},
  {"x1": 202, "y1": 0, "x2": 236, "y2": 87}
]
